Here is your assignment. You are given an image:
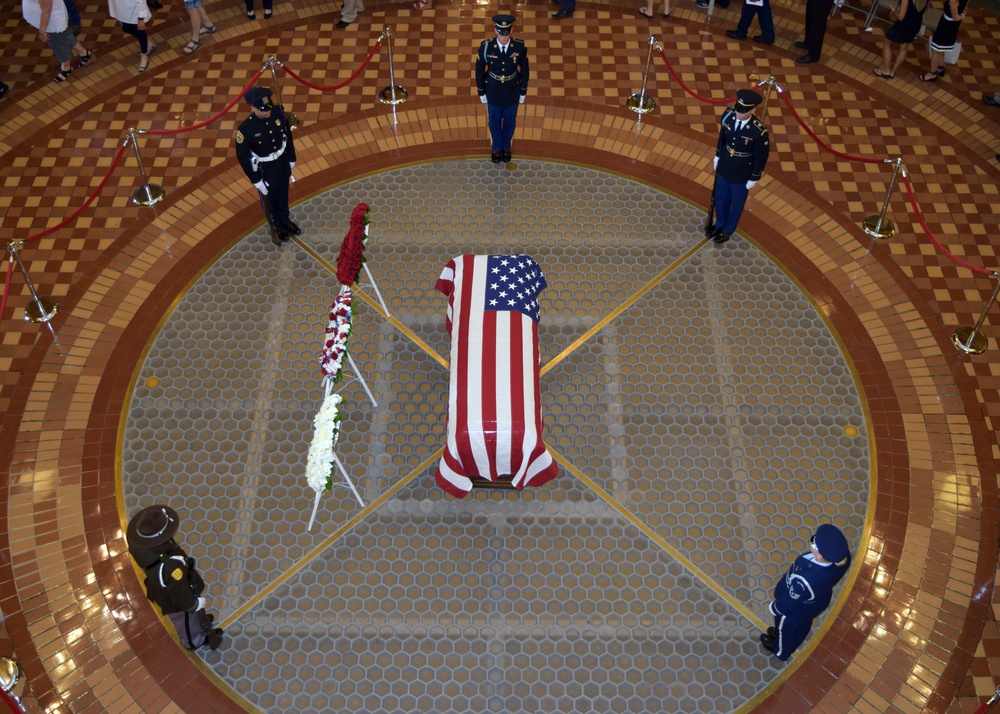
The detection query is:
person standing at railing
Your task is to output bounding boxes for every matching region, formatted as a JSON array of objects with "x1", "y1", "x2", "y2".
[
  {"x1": 235, "y1": 87, "x2": 300, "y2": 244},
  {"x1": 706, "y1": 89, "x2": 770, "y2": 245}
]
